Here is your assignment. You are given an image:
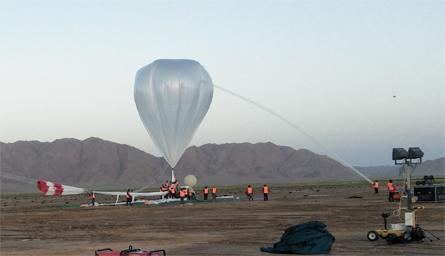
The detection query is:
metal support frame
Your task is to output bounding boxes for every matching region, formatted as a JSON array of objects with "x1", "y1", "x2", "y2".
[
  {"x1": 398, "y1": 162, "x2": 417, "y2": 212},
  {"x1": 393, "y1": 147, "x2": 423, "y2": 213}
]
